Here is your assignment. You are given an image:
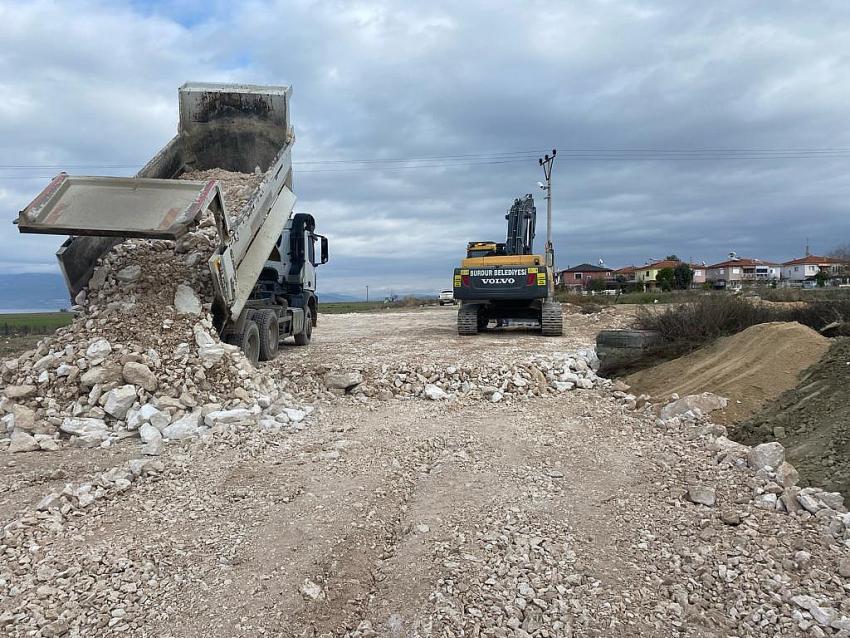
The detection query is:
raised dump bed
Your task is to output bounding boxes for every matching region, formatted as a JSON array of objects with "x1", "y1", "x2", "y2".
[{"x1": 17, "y1": 82, "x2": 327, "y2": 364}]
